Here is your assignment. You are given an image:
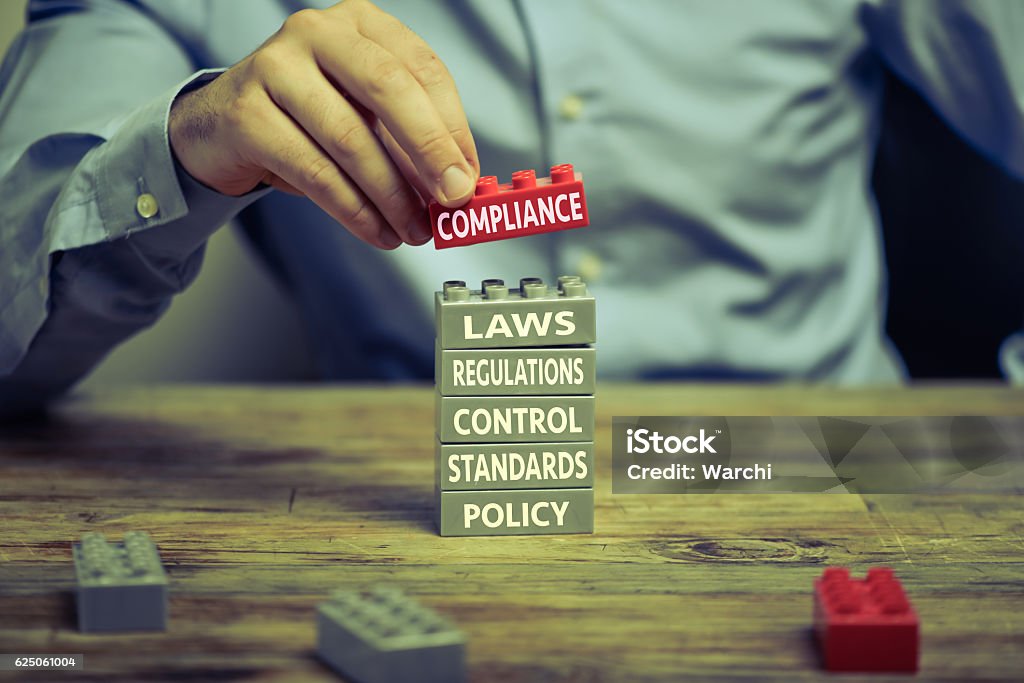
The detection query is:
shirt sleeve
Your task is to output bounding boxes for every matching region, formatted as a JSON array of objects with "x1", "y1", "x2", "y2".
[
  {"x1": 0, "y1": 0, "x2": 267, "y2": 416},
  {"x1": 862, "y1": 0, "x2": 1024, "y2": 177}
]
